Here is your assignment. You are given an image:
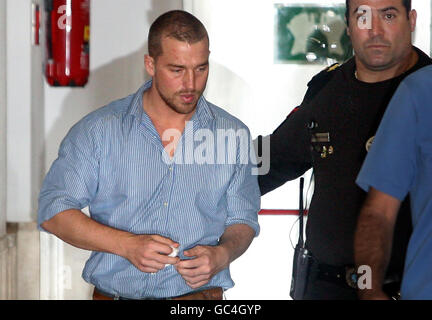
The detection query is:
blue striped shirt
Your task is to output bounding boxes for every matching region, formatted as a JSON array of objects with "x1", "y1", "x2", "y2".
[{"x1": 38, "y1": 80, "x2": 260, "y2": 299}]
